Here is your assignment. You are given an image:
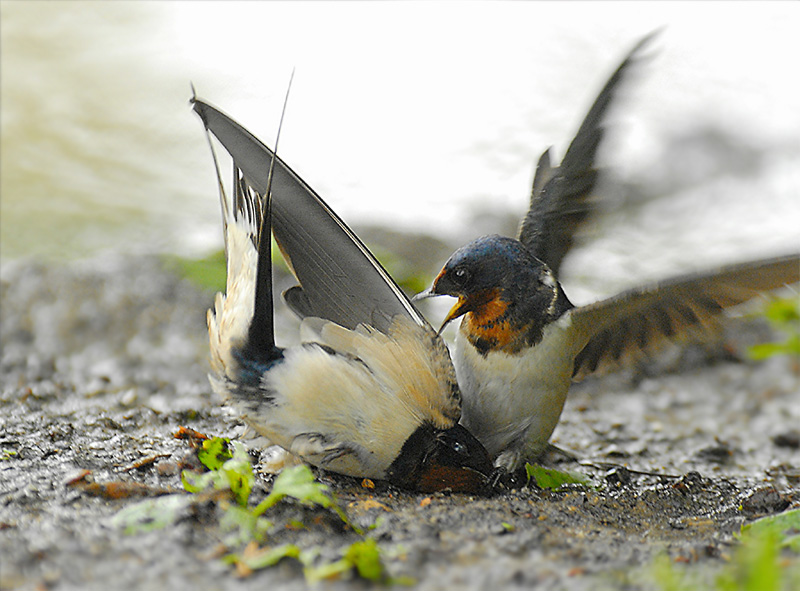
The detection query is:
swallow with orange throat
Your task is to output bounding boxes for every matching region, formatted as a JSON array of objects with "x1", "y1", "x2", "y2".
[
  {"x1": 191, "y1": 95, "x2": 493, "y2": 493},
  {"x1": 416, "y1": 34, "x2": 800, "y2": 472}
]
